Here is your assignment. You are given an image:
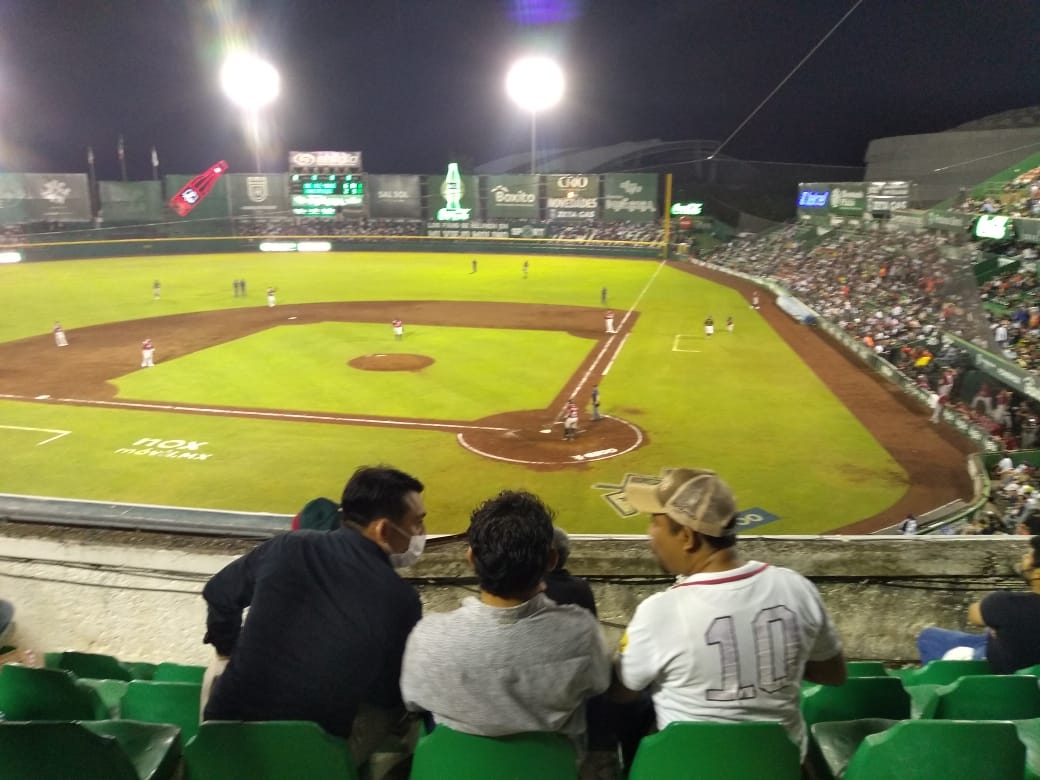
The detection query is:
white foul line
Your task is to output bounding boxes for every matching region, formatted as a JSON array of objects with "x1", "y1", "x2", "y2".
[
  {"x1": 0, "y1": 393, "x2": 511, "y2": 433},
  {"x1": 0, "y1": 425, "x2": 71, "y2": 445},
  {"x1": 601, "y1": 334, "x2": 629, "y2": 376}
]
